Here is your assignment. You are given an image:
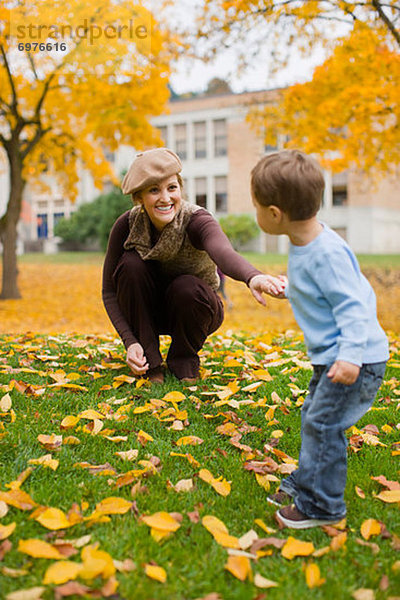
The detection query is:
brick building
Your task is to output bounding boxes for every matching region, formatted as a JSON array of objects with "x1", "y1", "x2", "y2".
[{"x1": 1, "y1": 87, "x2": 399, "y2": 253}]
